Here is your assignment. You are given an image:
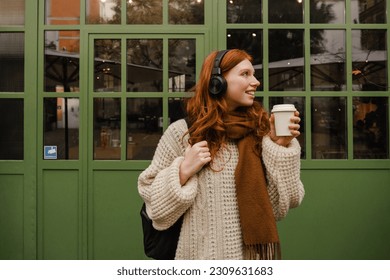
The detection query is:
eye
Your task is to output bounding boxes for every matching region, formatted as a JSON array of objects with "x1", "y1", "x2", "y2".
[{"x1": 242, "y1": 71, "x2": 249, "y2": 77}]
